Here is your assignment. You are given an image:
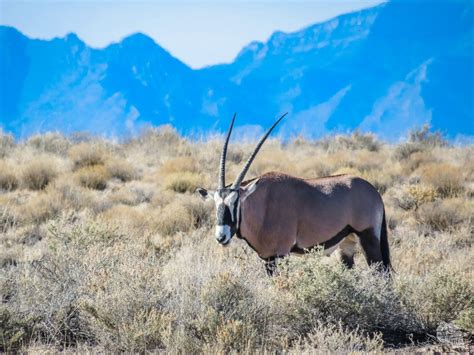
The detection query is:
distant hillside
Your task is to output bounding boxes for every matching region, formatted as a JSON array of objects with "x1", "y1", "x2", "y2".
[{"x1": 1, "y1": 1, "x2": 473, "y2": 139}]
